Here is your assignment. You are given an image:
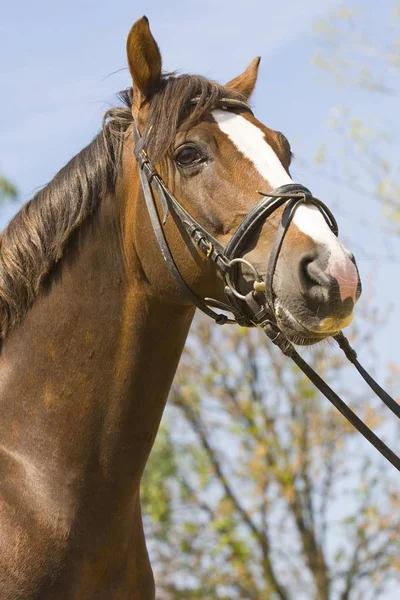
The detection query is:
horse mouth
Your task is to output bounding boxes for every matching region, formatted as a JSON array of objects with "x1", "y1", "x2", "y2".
[{"x1": 273, "y1": 300, "x2": 345, "y2": 346}]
